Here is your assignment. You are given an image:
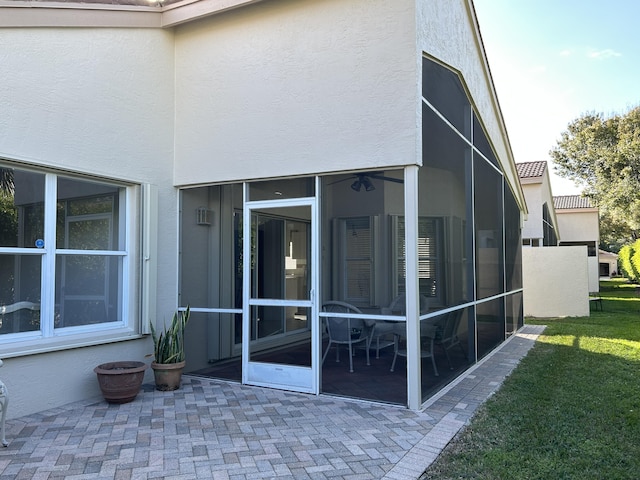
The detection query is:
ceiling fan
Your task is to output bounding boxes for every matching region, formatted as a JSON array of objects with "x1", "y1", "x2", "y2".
[{"x1": 329, "y1": 172, "x2": 404, "y2": 192}]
